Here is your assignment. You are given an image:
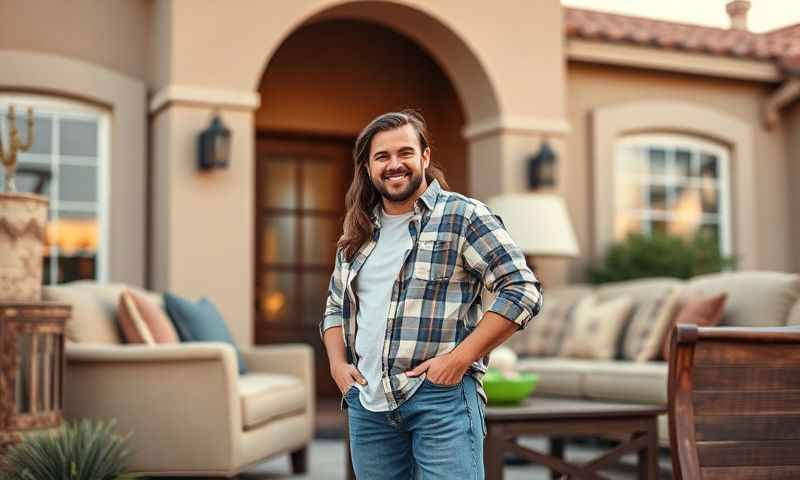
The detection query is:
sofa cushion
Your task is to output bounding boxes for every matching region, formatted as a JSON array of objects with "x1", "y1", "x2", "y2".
[
  {"x1": 661, "y1": 293, "x2": 727, "y2": 360},
  {"x1": 516, "y1": 357, "x2": 667, "y2": 404},
  {"x1": 623, "y1": 286, "x2": 683, "y2": 362},
  {"x1": 119, "y1": 289, "x2": 179, "y2": 344},
  {"x1": 510, "y1": 285, "x2": 592, "y2": 357},
  {"x1": 238, "y1": 373, "x2": 307, "y2": 430},
  {"x1": 515, "y1": 358, "x2": 594, "y2": 396},
  {"x1": 560, "y1": 295, "x2": 635, "y2": 359},
  {"x1": 685, "y1": 271, "x2": 800, "y2": 327},
  {"x1": 118, "y1": 290, "x2": 156, "y2": 344},
  {"x1": 580, "y1": 360, "x2": 667, "y2": 405},
  {"x1": 164, "y1": 292, "x2": 248, "y2": 375},
  {"x1": 43, "y1": 284, "x2": 122, "y2": 344}
]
